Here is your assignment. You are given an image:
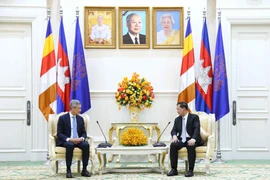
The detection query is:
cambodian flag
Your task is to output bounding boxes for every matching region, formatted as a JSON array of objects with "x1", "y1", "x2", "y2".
[
  {"x1": 212, "y1": 20, "x2": 229, "y2": 120},
  {"x1": 195, "y1": 18, "x2": 213, "y2": 114},
  {"x1": 70, "y1": 17, "x2": 91, "y2": 113},
  {"x1": 56, "y1": 17, "x2": 71, "y2": 113}
]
